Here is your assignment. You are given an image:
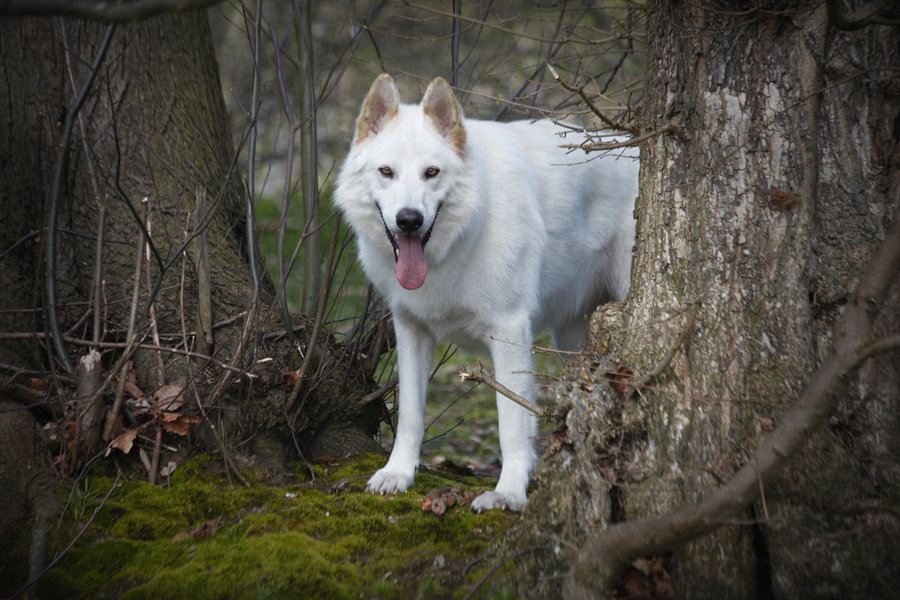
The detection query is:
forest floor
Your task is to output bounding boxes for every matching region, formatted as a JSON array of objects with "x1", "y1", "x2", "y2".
[{"x1": 4, "y1": 353, "x2": 561, "y2": 600}]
